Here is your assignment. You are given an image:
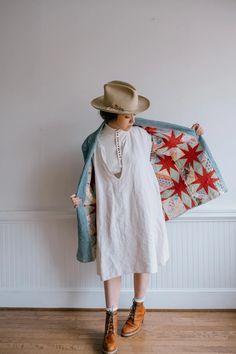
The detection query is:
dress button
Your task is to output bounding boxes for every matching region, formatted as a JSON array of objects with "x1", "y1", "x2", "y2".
[{"x1": 115, "y1": 130, "x2": 122, "y2": 168}]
